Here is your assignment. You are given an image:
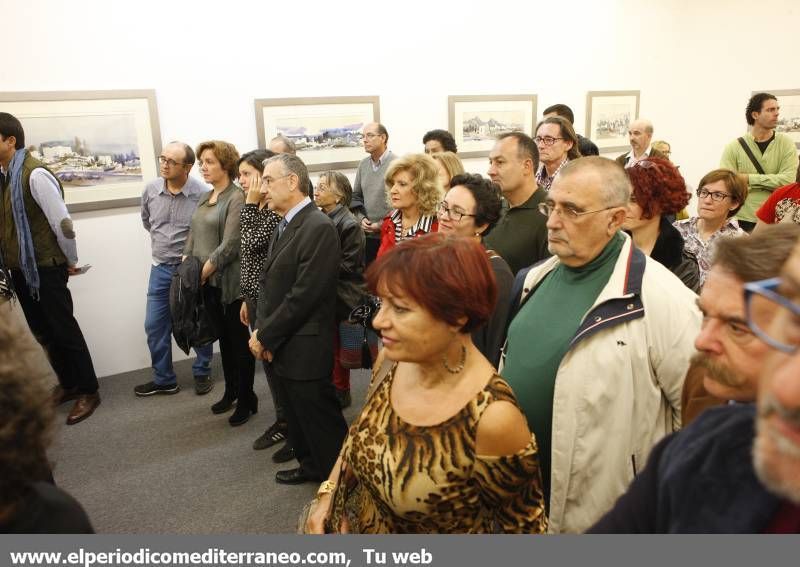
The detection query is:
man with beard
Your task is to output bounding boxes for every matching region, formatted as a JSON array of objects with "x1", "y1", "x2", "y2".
[
  {"x1": 589, "y1": 230, "x2": 800, "y2": 532},
  {"x1": 683, "y1": 224, "x2": 800, "y2": 423}
]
